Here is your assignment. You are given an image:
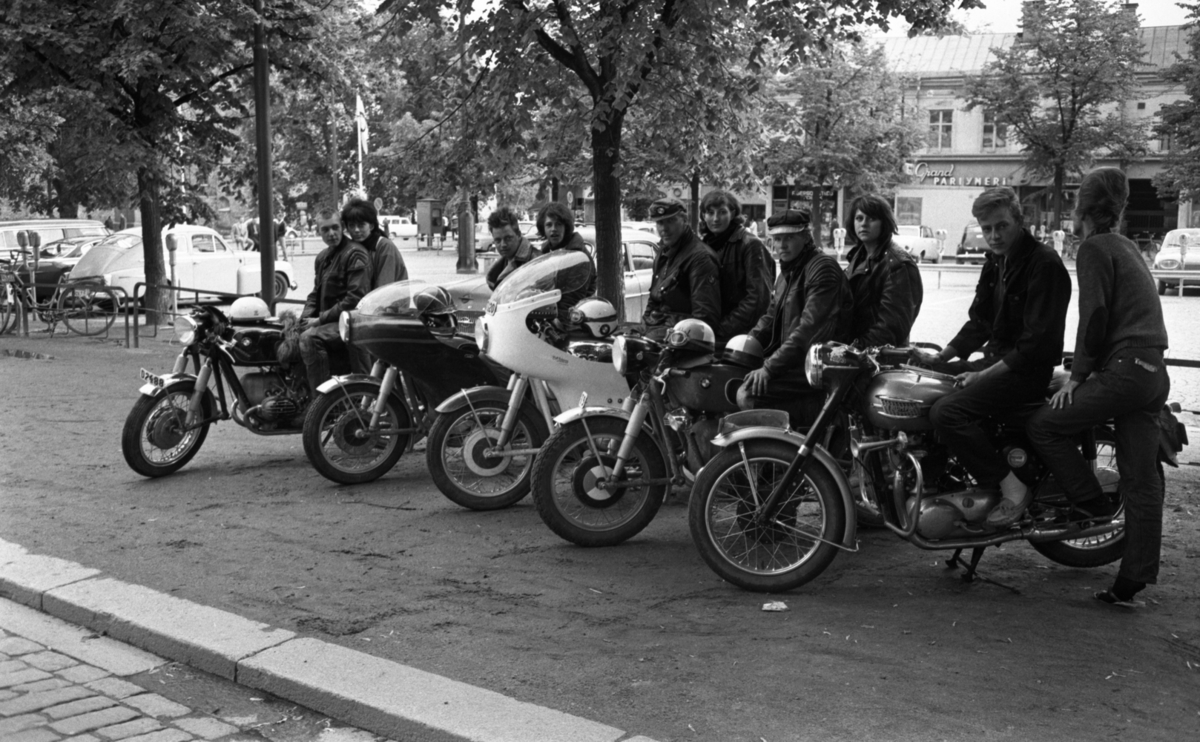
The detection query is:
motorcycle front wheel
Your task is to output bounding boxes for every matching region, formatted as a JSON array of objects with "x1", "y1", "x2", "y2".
[
  {"x1": 1031, "y1": 432, "x2": 1126, "y2": 568},
  {"x1": 688, "y1": 439, "x2": 846, "y2": 592},
  {"x1": 530, "y1": 417, "x2": 667, "y2": 547},
  {"x1": 302, "y1": 382, "x2": 411, "y2": 484},
  {"x1": 426, "y1": 402, "x2": 542, "y2": 510},
  {"x1": 121, "y1": 384, "x2": 213, "y2": 477}
]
